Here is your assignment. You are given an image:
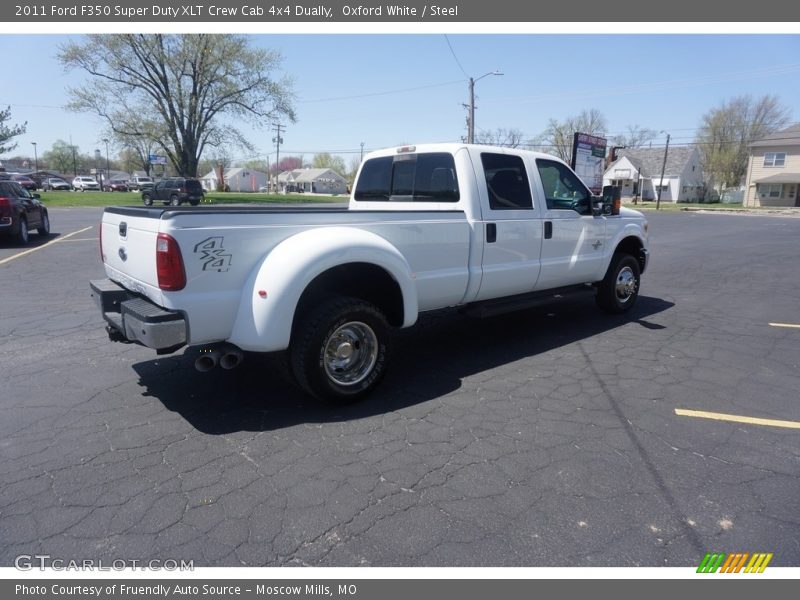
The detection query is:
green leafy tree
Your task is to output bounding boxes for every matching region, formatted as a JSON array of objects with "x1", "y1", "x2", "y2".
[
  {"x1": 42, "y1": 139, "x2": 79, "y2": 175},
  {"x1": 696, "y1": 95, "x2": 790, "y2": 190},
  {"x1": 60, "y1": 34, "x2": 295, "y2": 177},
  {"x1": 0, "y1": 106, "x2": 27, "y2": 155},
  {"x1": 311, "y1": 152, "x2": 347, "y2": 175}
]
